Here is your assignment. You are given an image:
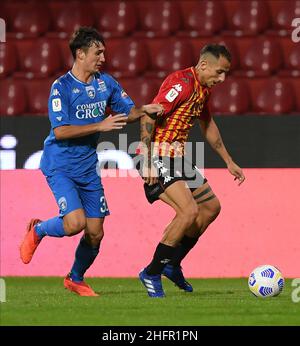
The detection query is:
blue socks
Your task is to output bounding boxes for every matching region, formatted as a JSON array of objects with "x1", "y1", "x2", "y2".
[
  {"x1": 35, "y1": 217, "x2": 66, "y2": 239},
  {"x1": 35, "y1": 218, "x2": 99, "y2": 283},
  {"x1": 70, "y1": 236, "x2": 100, "y2": 282}
]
